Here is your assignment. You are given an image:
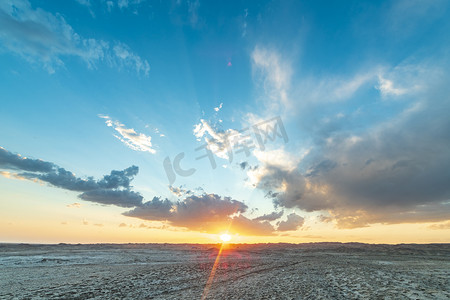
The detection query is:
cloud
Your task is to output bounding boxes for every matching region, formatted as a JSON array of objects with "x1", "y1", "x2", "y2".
[
  {"x1": 117, "y1": 0, "x2": 129, "y2": 9},
  {"x1": 291, "y1": 60, "x2": 439, "y2": 108},
  {"x1": 276, "y1": 213, "x2": 304, "y2": 231},
  {"x1": 123, "y1": 196, "x2": 173, "y2": 220},
  {"x1": 1, "y1": 146, "x2": 302, "y2": 236},
  {"x1": 20, "y1": 164, "x2": 139, "y2": 192},
  {"x1": 249, "y1": 65, "x2": 450, "y2": 228},
  {"x1": 253, "y1": 210, "x2": 283, "y2": 221},
  {"x1": 193, "y1": 119, "x2": 241, "y2": 160},
  {"x1": 214, "y1": 103, "x2": 223, "y2": 112},
  {"x1": 0, "y1": 146, "x2": 54, "y2": 172},
  {"x1": 113, "y1": 43, "x2": 150, "y2": 76},
  {"x1": 229, "y1": 215, "x2": 274, "y2": 236},
  {"x1": 118, "y1": 222, "x2": 127, "y2": 227},
  {"x1": 187, "y1": 0, "x2": 200, "y2": 26},
  {"x1": 428, "y1": 221, "x2": 450, "y2": 230},
  {"x1": 124, "y1": 193, "x2": 278, "y2": 235},
  {"x1": 0, "y1": 0, "x2": 149, "y2": 74},
  {"x1": 79, "y1": 189, "x2": 143, "y2": 208},
  {"x1": 169, "y1": 185, "x2": 193, "y2": 197},
  {"x1": 376, "y1": 76, "x2": 407, "y2": 96},
  {"x1": 100, "y1": 115, "x2": 156, "y2": 153},
  {"x1": 241, "y1": 8, "x2": 248, "y2": 37},
  {"x1": 74, "y1": 0, "x2": 91, "y2": 6},
  {"x1": 374, "y1": 62, "x2": 435, "y2": 98},
  {"x1": 386, "y1": 0, "x2": 448, "y2": 36},
  {"x1": 239, "y1": 161, "x2": 249, "y2": 170},
  {"x1": 251, "y1": 46, "x2": 291, "y2": 112},
  {"x1": 0, "y1": 170, "x2": 31, "y2": 181},
  {"x1": 0, "y1": 146, "x2": 143, "y2": 208},
  {"x1": 73, "y1": 0, "x2": 95, "y2": 17}
]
